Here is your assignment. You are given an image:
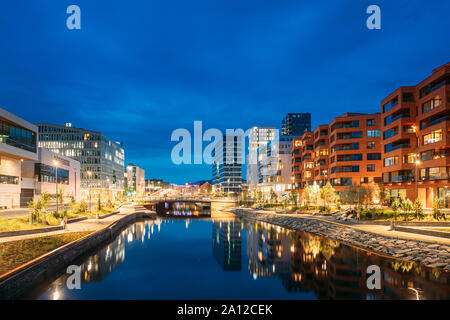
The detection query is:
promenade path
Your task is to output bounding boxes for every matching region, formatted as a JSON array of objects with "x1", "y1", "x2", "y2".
[
  {"x1": 236, "y1": 208, "x2": 450, "y2": 245},
  {"x1": 0, "y1": 207, "x2": 153, "y2": 244}
]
